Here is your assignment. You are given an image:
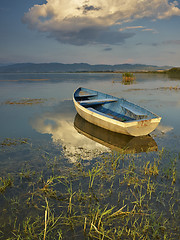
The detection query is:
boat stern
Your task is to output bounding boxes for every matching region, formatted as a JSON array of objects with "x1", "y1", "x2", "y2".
[{"x1": 125, "y1": 117, "x2": 161, "y2": 136}]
